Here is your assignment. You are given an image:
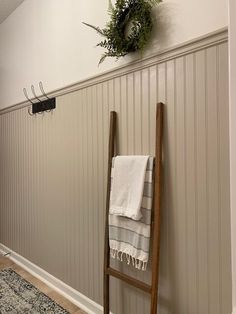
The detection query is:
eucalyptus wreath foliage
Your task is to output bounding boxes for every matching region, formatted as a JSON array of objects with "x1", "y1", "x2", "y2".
[{"x1": 83, "y1": 0, "x2": 161, "y2": 64}]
